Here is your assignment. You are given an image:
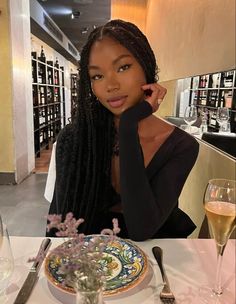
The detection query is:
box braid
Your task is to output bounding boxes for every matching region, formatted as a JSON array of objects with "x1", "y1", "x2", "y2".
[{"x1": 61, "y1": 19, "x2": 158, "y2": 234}]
